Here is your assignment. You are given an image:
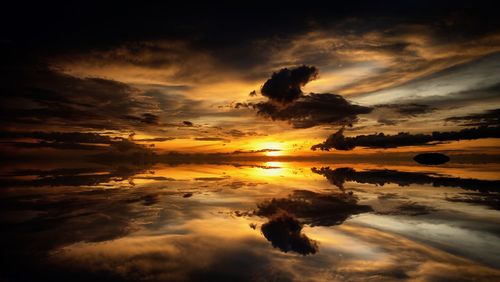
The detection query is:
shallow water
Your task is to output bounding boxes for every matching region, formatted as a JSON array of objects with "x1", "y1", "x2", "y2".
[{"x1": 1, "y1": 160, "x2": 499, "y2": 281}]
